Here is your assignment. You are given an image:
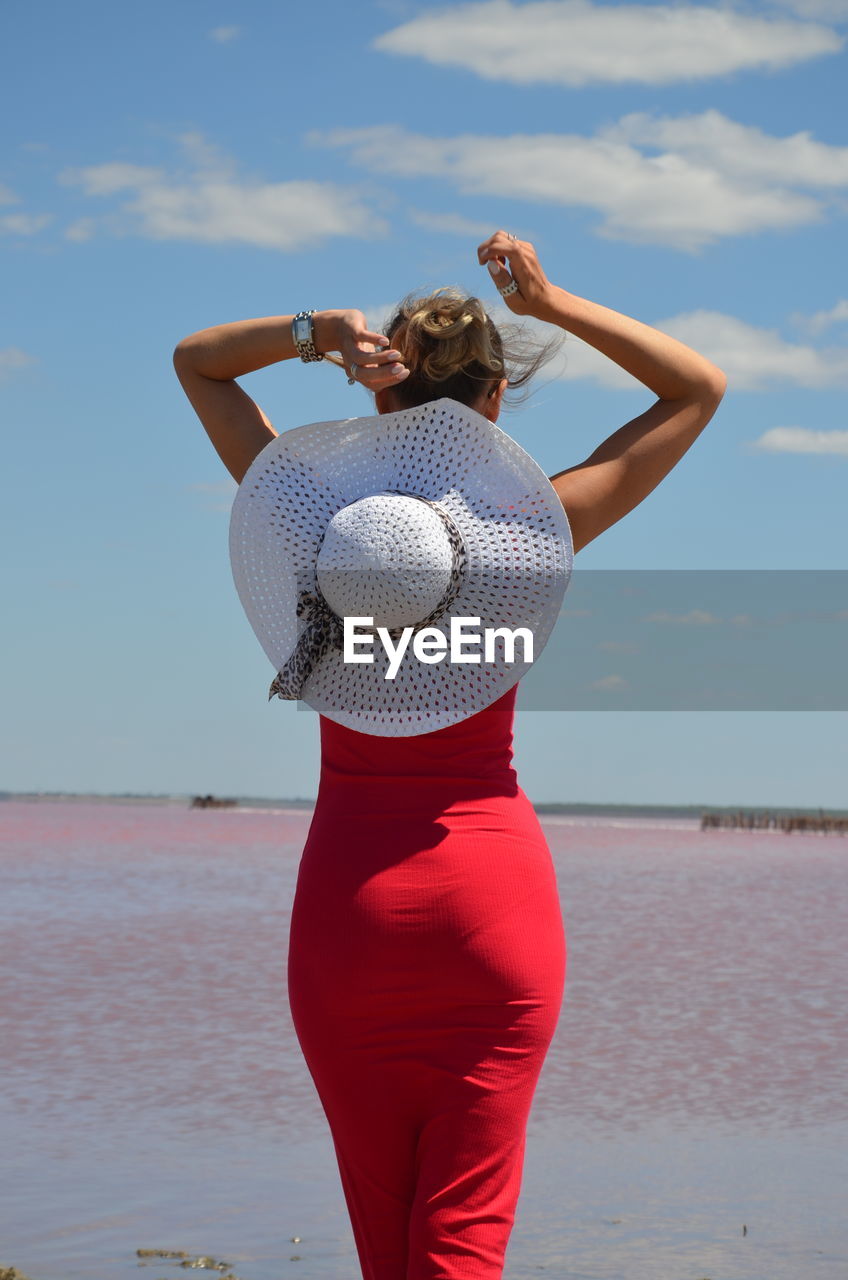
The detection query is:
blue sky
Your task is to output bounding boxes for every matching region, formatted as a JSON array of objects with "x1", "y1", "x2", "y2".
[{"x1": 1, "y1": 0, "x2": 846, "y2": 806}]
